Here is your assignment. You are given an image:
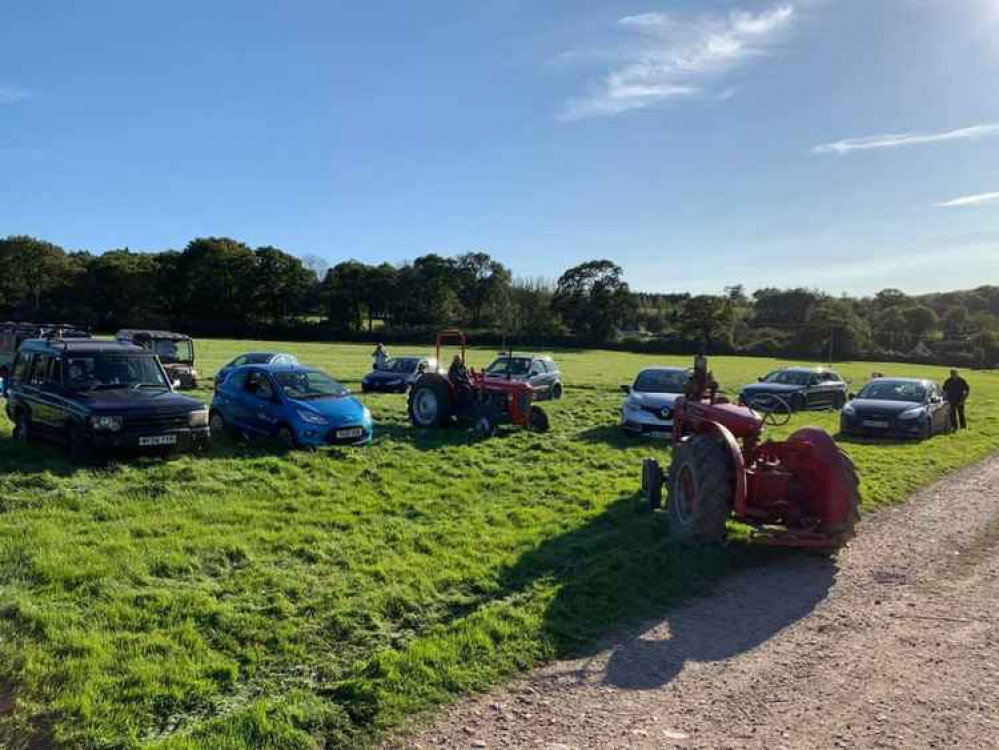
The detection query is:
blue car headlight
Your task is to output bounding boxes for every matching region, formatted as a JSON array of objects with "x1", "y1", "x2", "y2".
[{"x1": 296, "y1": 409, "x2": 330, "y2": 426}]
